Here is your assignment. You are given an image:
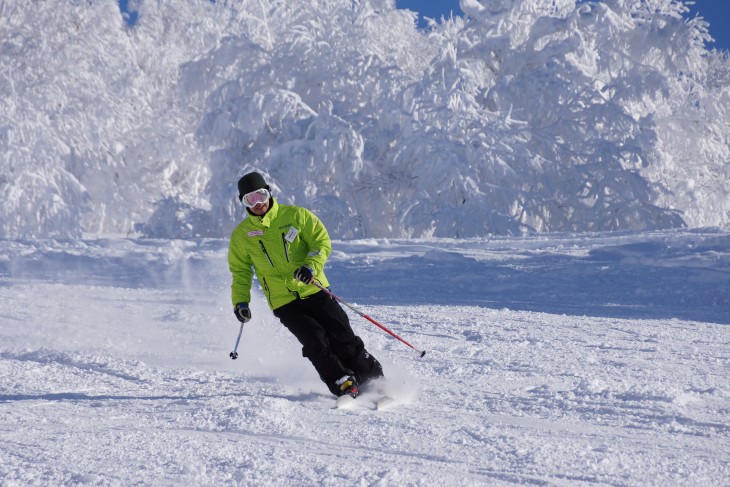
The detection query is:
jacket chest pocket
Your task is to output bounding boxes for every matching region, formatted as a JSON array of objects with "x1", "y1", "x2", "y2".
[
  {"x1": 259, "y1": 240, "x2": 274, "y2": 267},
  {"x1": 259, "y1": 233, "x2": 295, "y2": 267},
  {"x1": 281, "y1": 233, "x2": 290, "y2": 262}
]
